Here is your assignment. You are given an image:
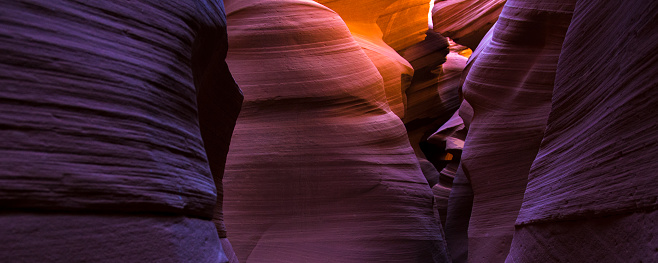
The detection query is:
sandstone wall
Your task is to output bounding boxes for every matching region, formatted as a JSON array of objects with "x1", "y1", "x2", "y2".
[
  {"x1": 456, "y1": 0, "x2": 576, "y2": 261},
  {"x1": 507, "y1": 1, "x2": 658, "y2": 261},
  {"x1": 0, "y1": 0, "x2": 242, "y2": 262},
  {"x1": 222, "y1": 0, "x2": 448, "y2": 261}
]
